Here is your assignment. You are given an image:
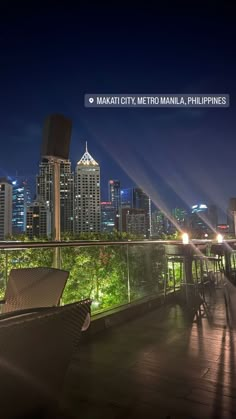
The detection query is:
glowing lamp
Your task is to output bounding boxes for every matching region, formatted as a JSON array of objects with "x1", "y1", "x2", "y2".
[
  {"x1": 182, "y1": 232, "x2": 189, "y2": 245},
  {"x1": 217, "y1": 234, "x2": 223, "y2": 244}
]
